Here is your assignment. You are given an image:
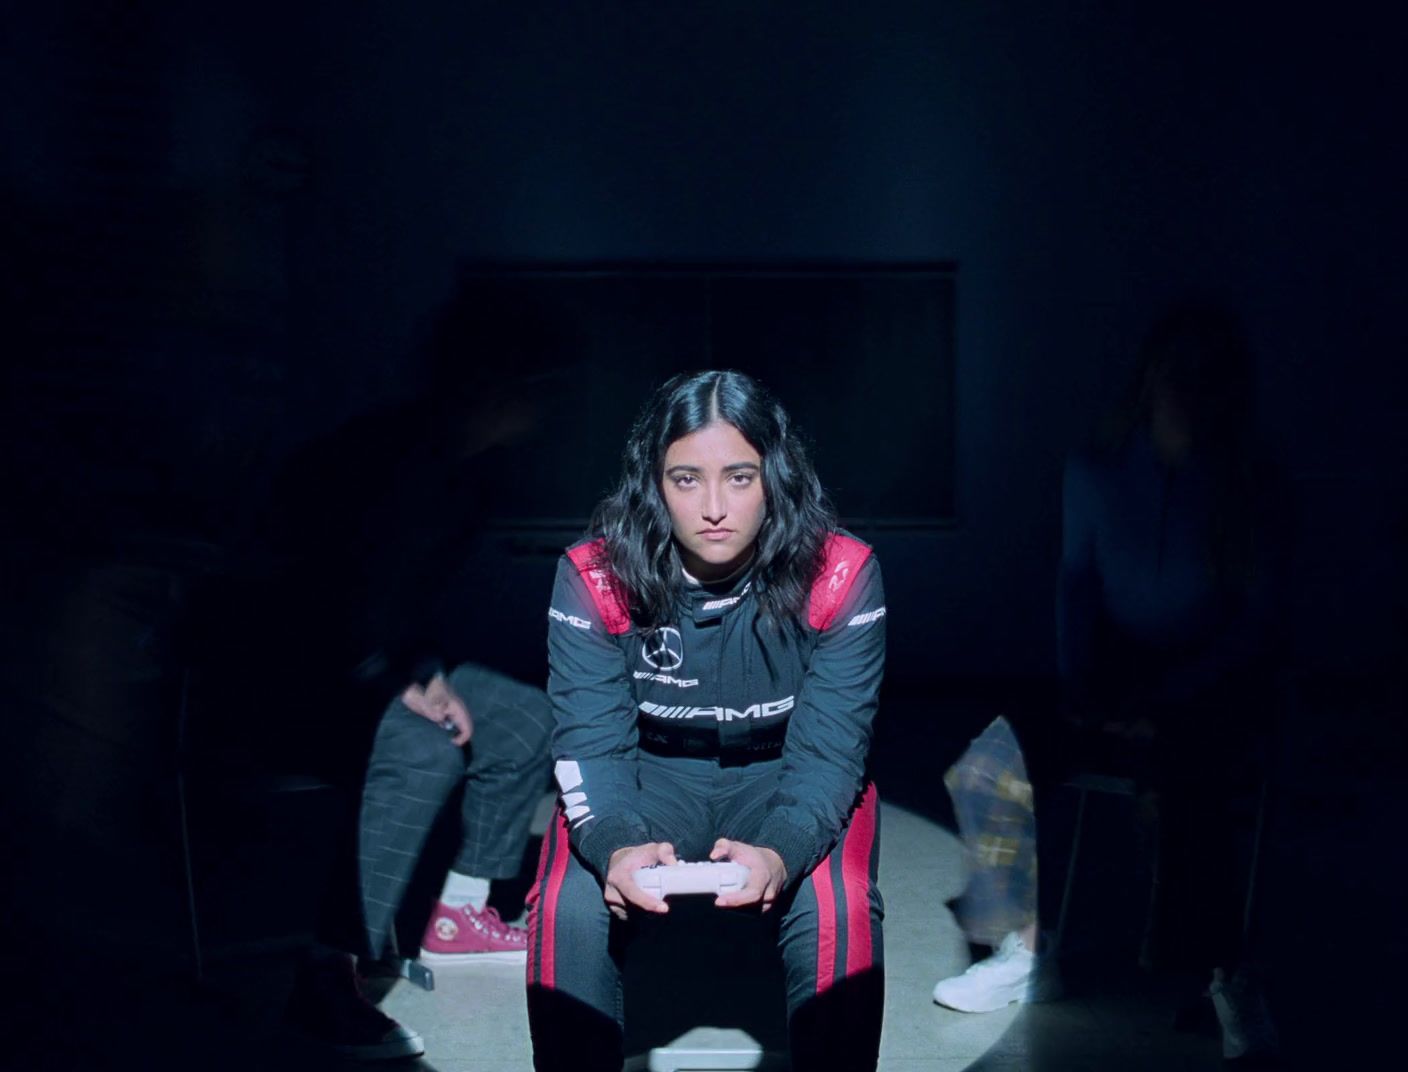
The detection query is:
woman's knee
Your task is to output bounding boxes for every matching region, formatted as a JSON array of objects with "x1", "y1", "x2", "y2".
[
  {"x1": 369, "y1": 701, "x2": 464, "y2": 780},
  {"x1": 443, "y1": 662, "x2": 551, "y2": 737},
  {"x1": 533, "y1": 873, "x2": 609, "y2": 937}
]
